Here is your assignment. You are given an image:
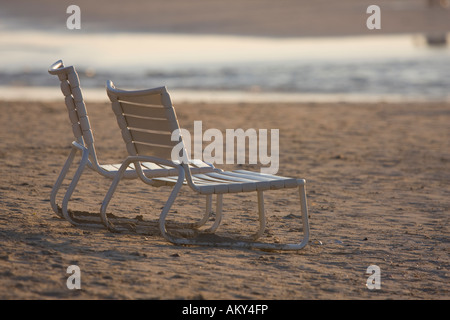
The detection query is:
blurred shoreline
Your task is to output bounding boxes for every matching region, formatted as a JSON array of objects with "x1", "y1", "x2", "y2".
[
  {"x1": 1, "y1": 86, "x2": 449, "y2": 104},
  {"x1": 0, "y1": 0, "x2": 449, "y2": 102},
  {"x1": 1, "y1": 31, "x2": 449, "y2": 103}
]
